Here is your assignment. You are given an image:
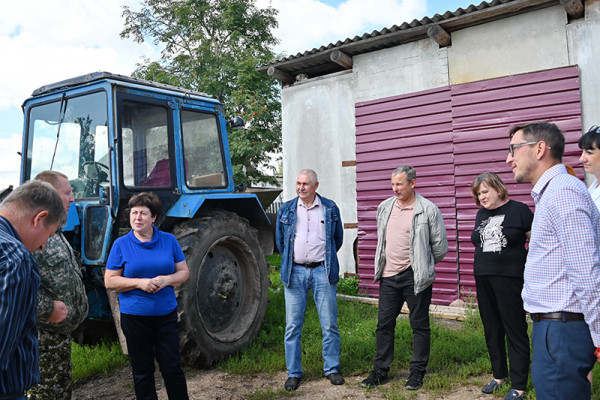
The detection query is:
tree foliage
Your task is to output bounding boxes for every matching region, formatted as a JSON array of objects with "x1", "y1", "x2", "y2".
[{"x1": 121, "y1": 0, "x2": 281, "y2": 185}]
